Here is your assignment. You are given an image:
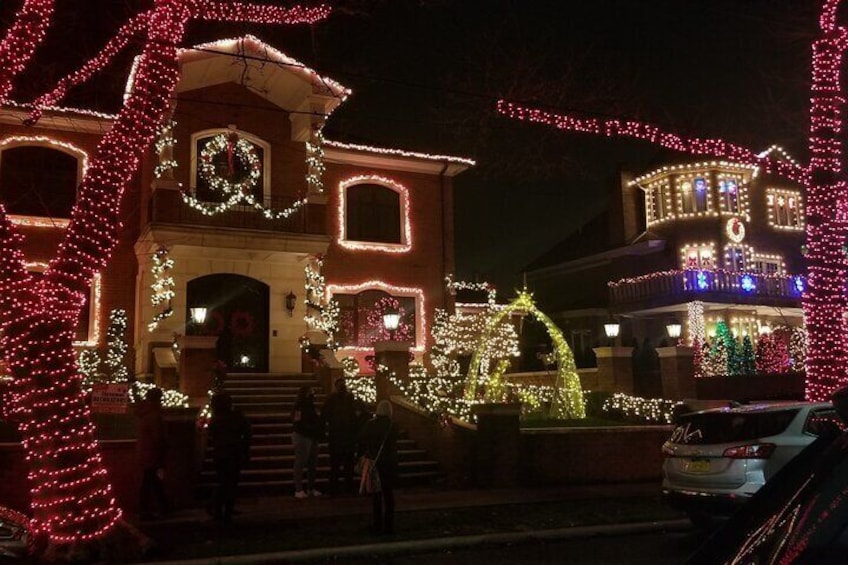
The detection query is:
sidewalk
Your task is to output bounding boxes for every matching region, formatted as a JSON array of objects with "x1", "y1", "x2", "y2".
[{"x1": 135, "y1": 482, "x2": 689, "y2": 563}]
